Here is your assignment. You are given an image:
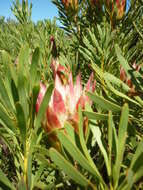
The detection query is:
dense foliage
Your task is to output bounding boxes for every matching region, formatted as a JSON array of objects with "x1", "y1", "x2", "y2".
[{"x1": 0, "y1": 0, "x2": 143, "y2": 189}]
